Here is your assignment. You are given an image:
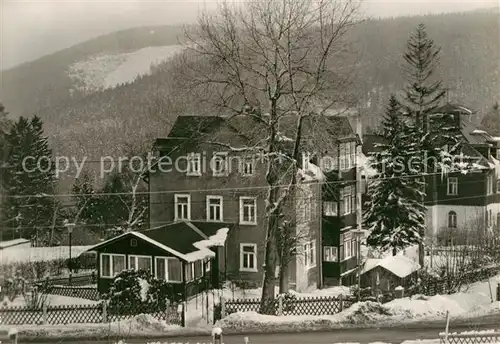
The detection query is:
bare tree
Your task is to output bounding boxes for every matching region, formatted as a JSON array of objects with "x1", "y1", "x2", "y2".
[{"x1": 176, "y1": 0, "x2": 361, "y2": 312}]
